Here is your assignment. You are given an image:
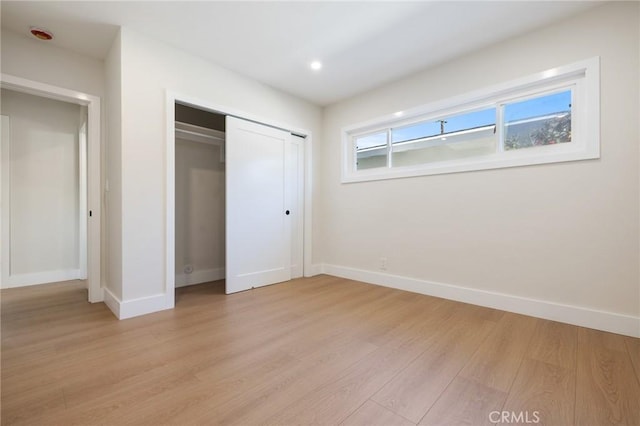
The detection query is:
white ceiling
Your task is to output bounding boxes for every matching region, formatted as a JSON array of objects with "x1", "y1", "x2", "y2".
[{"x1": 1, "y1": 1, "x2": 602, "y2": 106}]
